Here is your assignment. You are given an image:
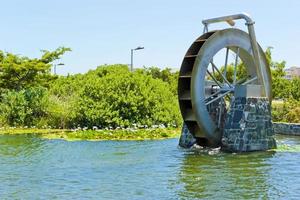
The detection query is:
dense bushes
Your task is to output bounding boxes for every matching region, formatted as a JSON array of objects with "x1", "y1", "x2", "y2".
[
  {"x1": 48, "y1": 65, "x2": 181, "y2": 128},
  {"x1": 0, "y1": 64, "x2": 181, "y2": 128},
  {"x1": 272, "y1": 100, "x2": 300, "y2": 123},
  {"x1": 267, "y1": 49, "x2": 300, "y2": 123},
  {"x1": 0, "y1": 87, "x2": 48, "y2": 126}
]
